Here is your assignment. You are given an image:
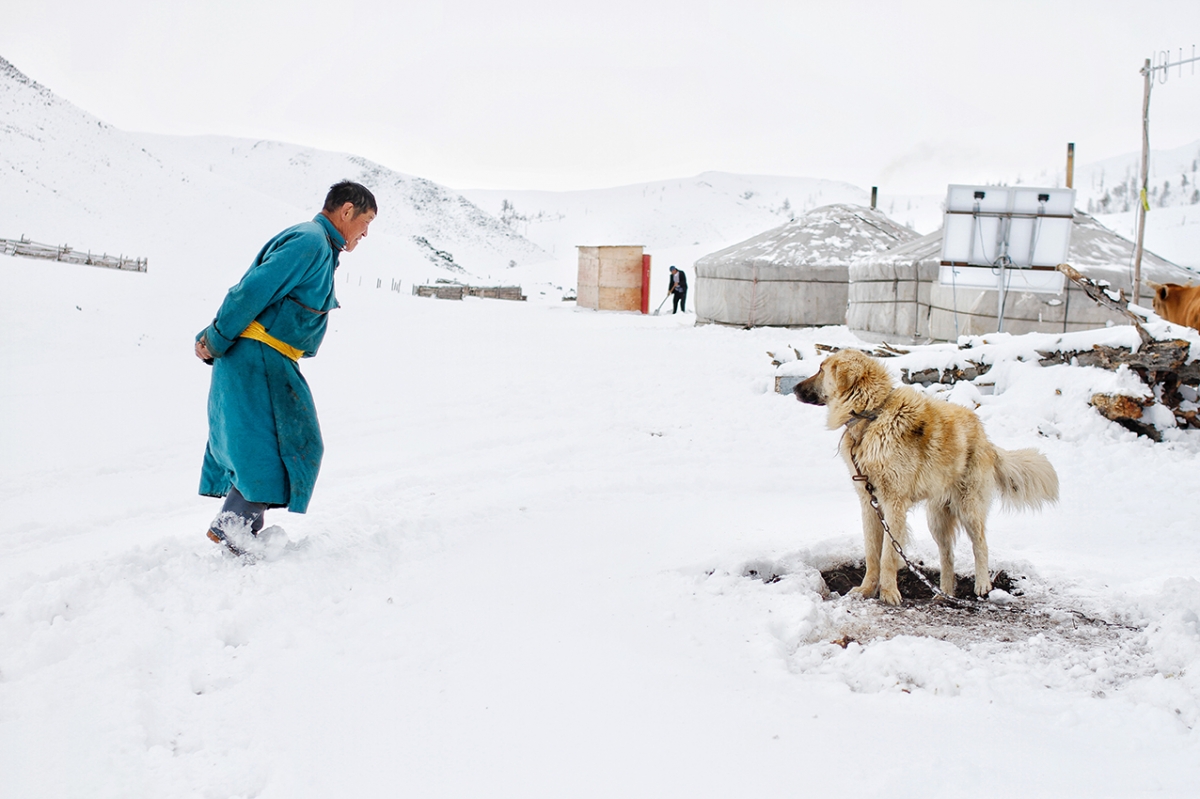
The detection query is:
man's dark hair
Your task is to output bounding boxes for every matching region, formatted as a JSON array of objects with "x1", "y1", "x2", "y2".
[{"x1": 323, "y1": 180, "x2": 378, "y2": 216}]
